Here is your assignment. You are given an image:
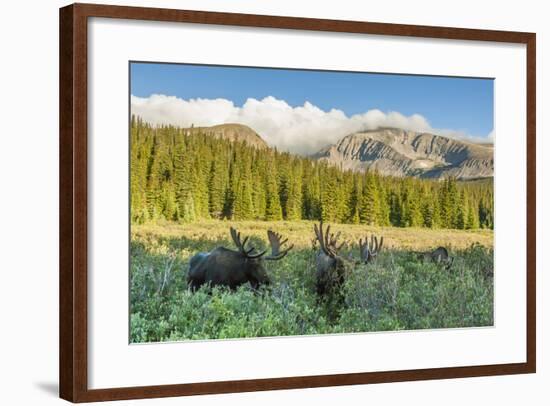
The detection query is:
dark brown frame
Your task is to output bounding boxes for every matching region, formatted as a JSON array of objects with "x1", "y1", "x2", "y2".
[{"x1": 59, "y1": 2, "x2": 536, "y2": 402}]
